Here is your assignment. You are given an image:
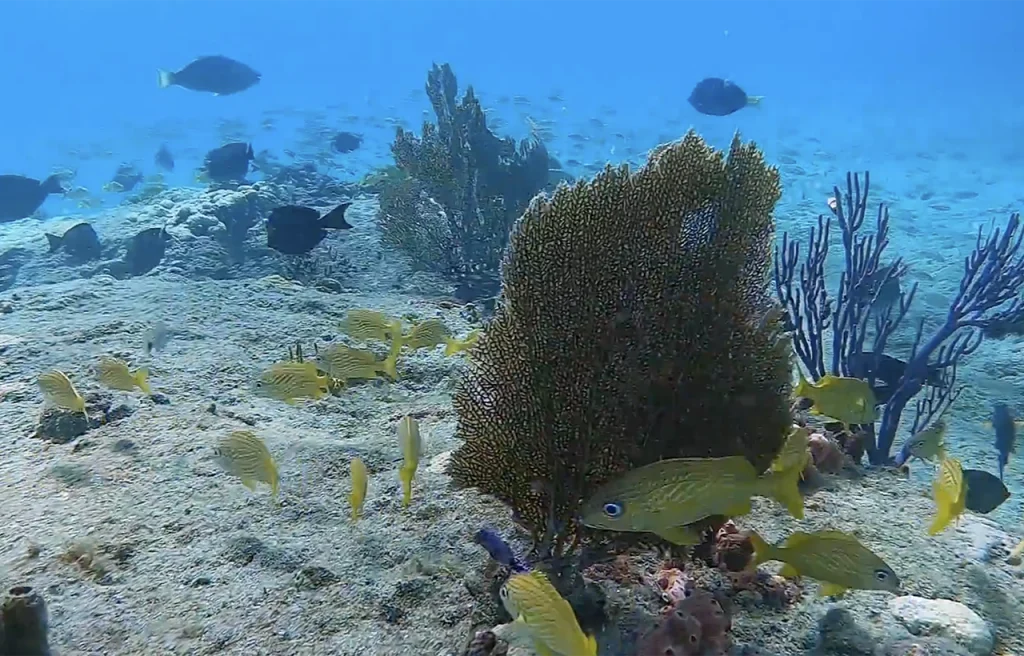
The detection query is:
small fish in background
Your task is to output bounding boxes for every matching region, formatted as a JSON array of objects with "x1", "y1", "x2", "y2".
[
  {"x1": 580, "y1": 455, "x2": 804, "y2": 545},
  {"x1": 397, "y1": 415, "x2": 422, "y2": 508},
  {"x1": 687, "y1": 77, "x2": 762, "y2": 116},
  {"x1": 0, "y1": 174, "x2": 65, "y2": 223},
  {"x1": 340, "y1": 308, "x2": 400, "y2": 343},
  {"x1": 929, "y1": 457, "x2": 966, "y2": 535},
  {"x1": 962, "y1": 468, "x2": 1010, "y2": 514},
  {"x1": 748, "y1": 530, "x2": 901, "y2": 597},
  {"x1": 794, "y1": 373, "x2": 877, "y2": 427},
  {"x1": 500, "y1": 570, "x2": 598, "y2": 656},
  {"x1": 37, "y1": 370, "x2": 87, "y2": 417},
  {"x1": 331, "y1": 131, "x2": 363, "y2": 154},
  {"x1": 265, "y1": 202, "x2": 353, "y2": 255},
  {"x1": 158, "y1": 55, "x2": 261, "y2": 96},
  {"x1": 44, "y1": 222, "x2": 102, "y2": 261},
  {"x1": 474, "y1": 527, "x2": 528, "y2": 573},
  {"x1": 96, "y1": 356, "x2": 151, "y2": 395},
  {"x1": 315, "y1": 344, "x2": 397, "y2": 383},
  {"x1": 349, "y1": 457, "x2": 368, "y2": 521},
  {"x1": 154, "y1": 144, "x2": 175, "y2": 172},
  {"x1": 144, "y1": 320, "x2": 170, "y2": 355},
  {"x1": 254, "y1": 360, "x2": 330, "y2": 404},
  {"x1": 213, "y1": 431, "x2": 279, "y2": 496},
  {"x1": 991, "y1": 402, "x2": 1016, "y2": 481},
  {"x1": 770, "y1": 425, "x2": 811, "y2": 476},
  {"x1": 202, "y1": 142, "x2": 254, "y2": 183},
  {"x1": 895, "y1": 418, "x2": 947, "y2": 466},
  {"x1": 102, "y1": 163, "x2": 143, "y2": 193}
]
